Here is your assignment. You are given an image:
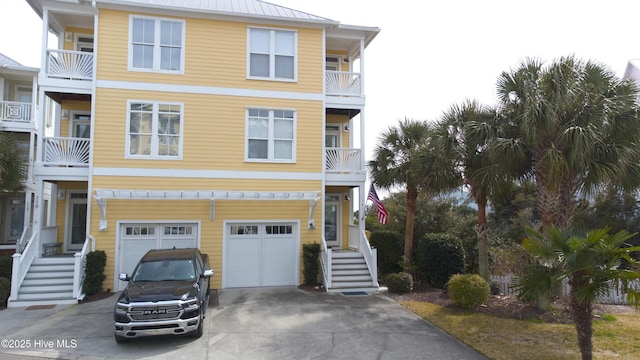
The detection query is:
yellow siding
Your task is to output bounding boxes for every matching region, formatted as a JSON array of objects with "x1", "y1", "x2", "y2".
[
  {"x1": 92, "y1": 88, "x2": 323, "y2": 172},
  {"x1": 62, "y1": 27, "x2": 93, "y2": 51},
  {"x1": 92, "y1": 197, "x2": 322, "y2": 289},
  {"x1": 96, "y1": 9, "x2": 324, "y2": 93},
  {"x1": 59, "y1": 100, "x2": 91, "y2": 137}
]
